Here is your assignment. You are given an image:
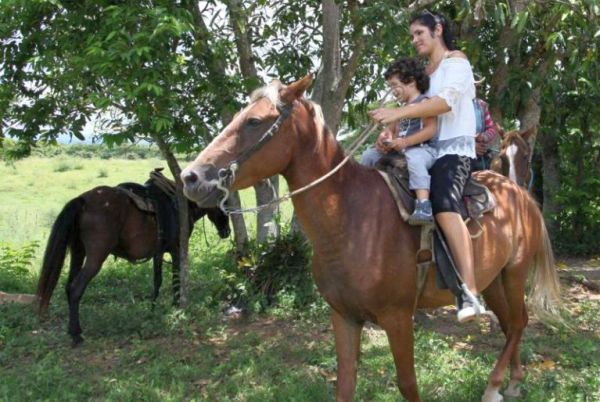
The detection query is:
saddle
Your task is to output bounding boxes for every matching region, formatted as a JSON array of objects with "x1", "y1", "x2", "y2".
[
  {"x1": 117, "y1": 168, "x2": 179, "y2": 252},
  {"x1": 375, "y1": 153, "x2": 496, "y2": 300}
]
